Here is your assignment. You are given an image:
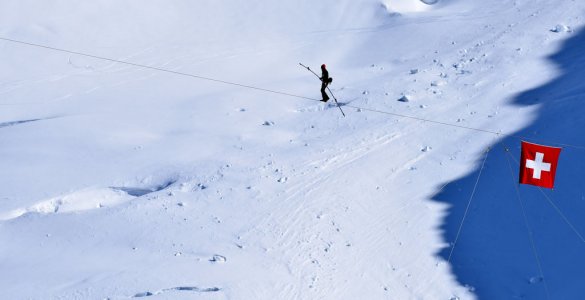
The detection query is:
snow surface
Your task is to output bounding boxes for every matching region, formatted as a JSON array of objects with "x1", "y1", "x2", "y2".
[{"x1": 1, "y1": 0, "x2": 585, "y2": 299}]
